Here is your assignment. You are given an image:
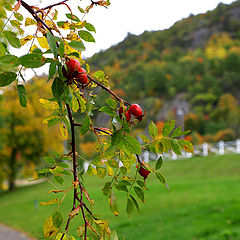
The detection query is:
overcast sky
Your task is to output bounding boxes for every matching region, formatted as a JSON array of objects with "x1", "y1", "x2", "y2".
[{"x1": 19, "y1": 0, "x2": 235, "y2": 78}]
